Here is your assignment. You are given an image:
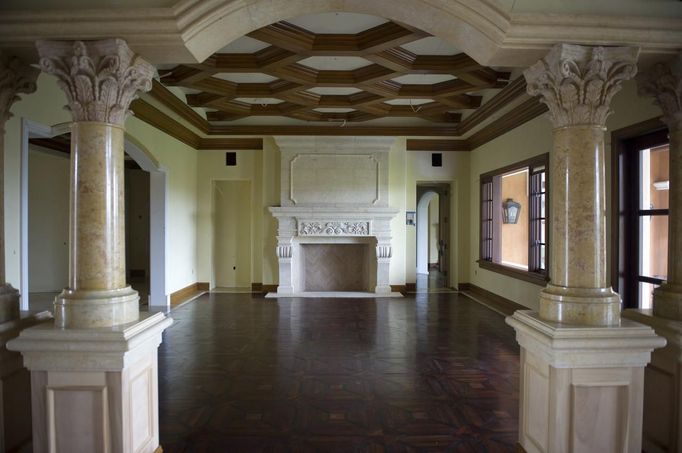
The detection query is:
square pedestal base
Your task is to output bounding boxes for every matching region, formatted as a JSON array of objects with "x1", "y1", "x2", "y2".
[
  {"x1": 506, "y1": 310, "x2": 665, "y2": 453},
  {"x1": 623, "y1": 309, "x2": 682, "y2": 453},
  {"x1": 0, "y1": 311, "x2": 52, "y2": 452},
  {"x1": 7, "y1": 312, "x2": 172, "y2": 453}
]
